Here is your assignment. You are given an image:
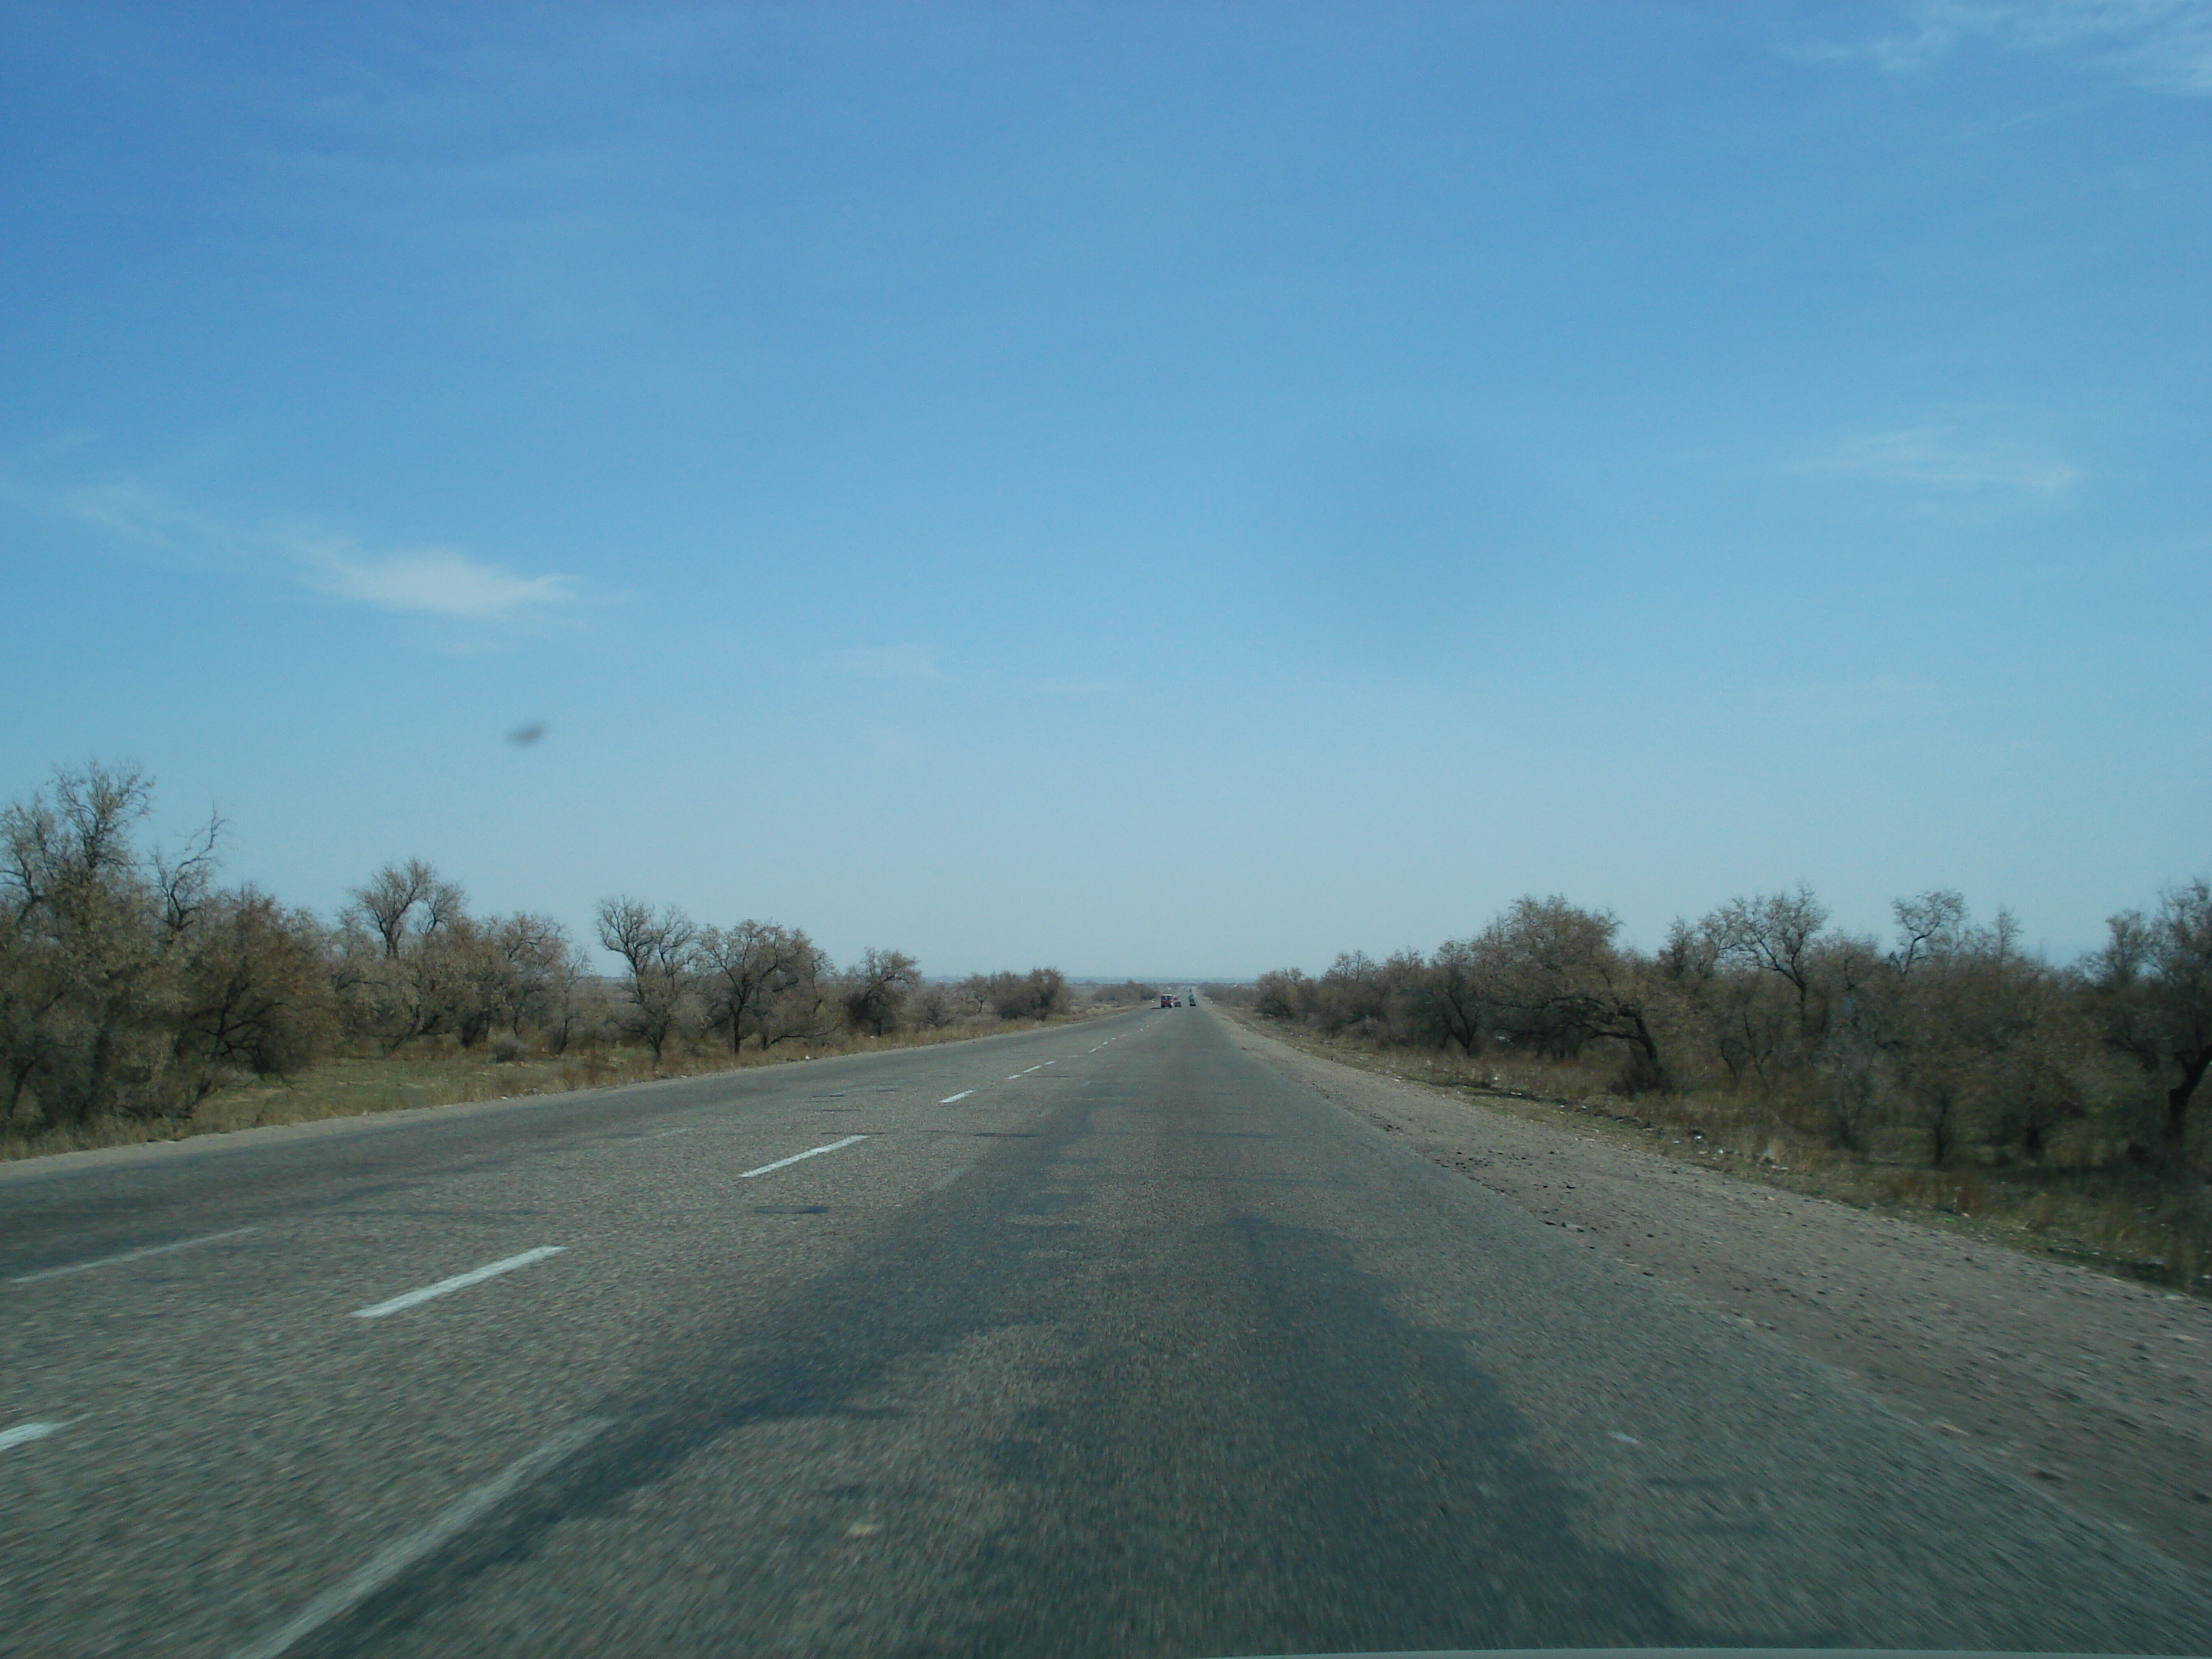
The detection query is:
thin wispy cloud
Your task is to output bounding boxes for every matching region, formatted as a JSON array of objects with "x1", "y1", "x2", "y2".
[
  {"x1": 287, "y1": 533, "x2": 578, "y2": 621},
  {"x1": 831, "y1": 644, "x2": 948, "y2": 683},
  {"x1": 1805, "y1": 425, "x2": 2082, "y2": 495},
  {"x1": 1786, "y1": 0, "x2": 2212, "y2": 93},
  {"x1": 1, "y1": 464, "x2": 581, "y2": 628},
  {"x1": 22, "y1": 473, "x2": 199, "y2": 548}
]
